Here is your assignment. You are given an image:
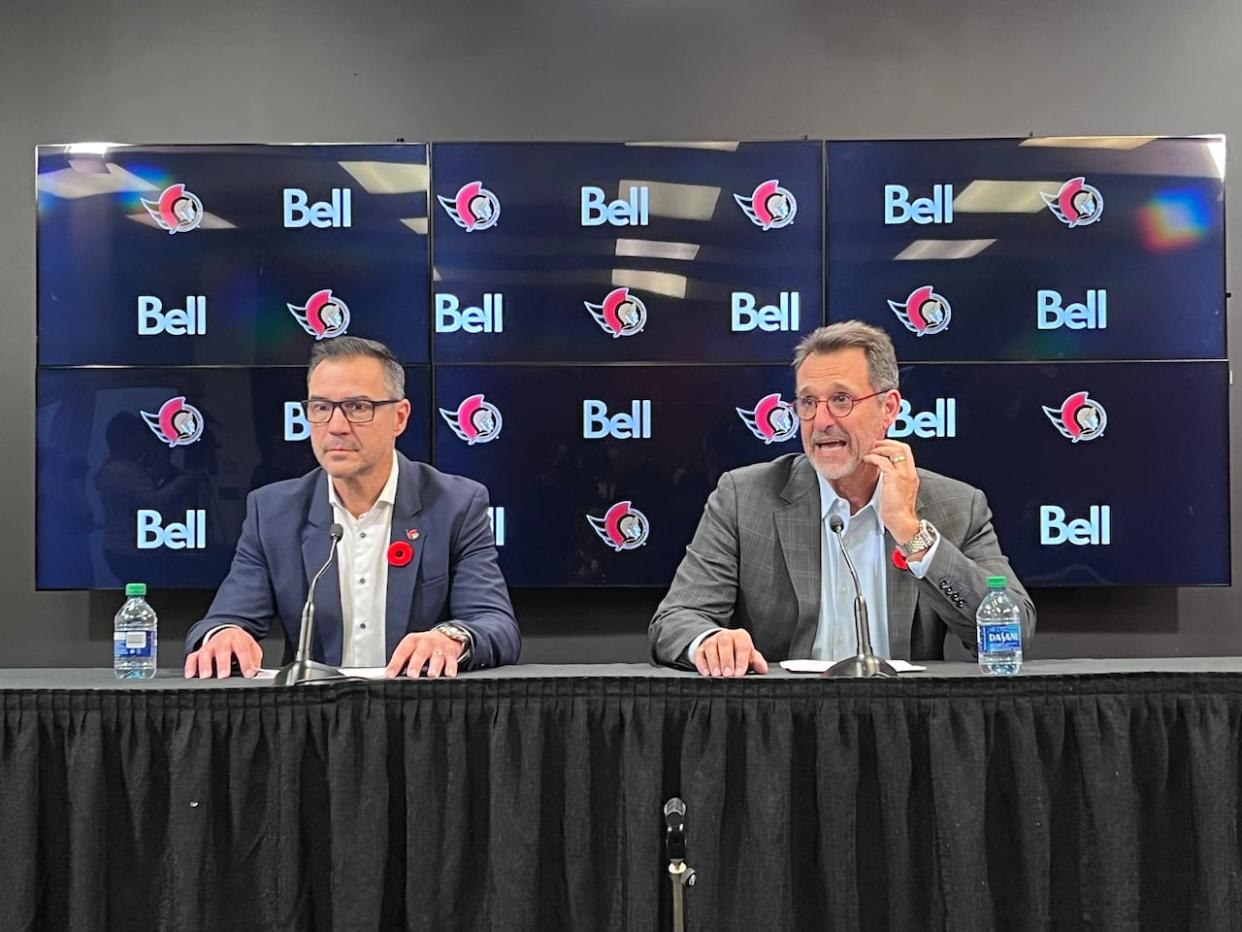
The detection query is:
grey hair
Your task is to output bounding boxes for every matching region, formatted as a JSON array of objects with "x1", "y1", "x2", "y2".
[
  {"x1": 307, "y1": 336, "x2": 405, "y2": 399},
  {"x1": 791, "y1": 321, "x2": 899, "y2": 393}
]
